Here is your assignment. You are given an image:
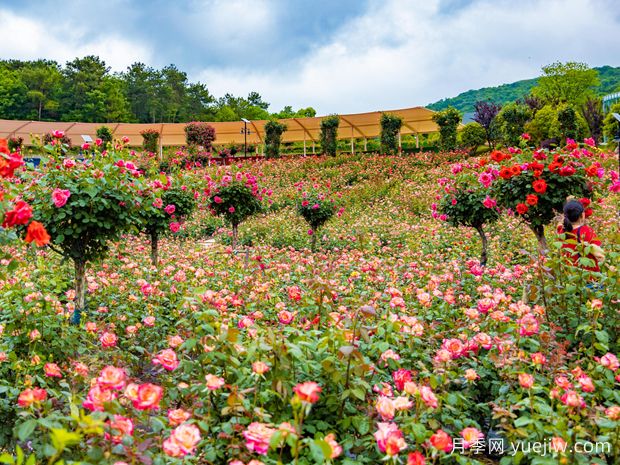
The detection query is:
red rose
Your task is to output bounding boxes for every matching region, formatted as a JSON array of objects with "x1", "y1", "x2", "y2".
[
  {"x1": 532, "y1": 179, "x2": 547, "y2": 194},
  {"x1": 526, "y1": 194, "x2": 538, "y2": 206},
  {"x1": 3, "y1": 200, "x2": 33, "y2": 228},
  {"x1": 516, "y1": 203, "x2": 529, "y2": 215}
]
